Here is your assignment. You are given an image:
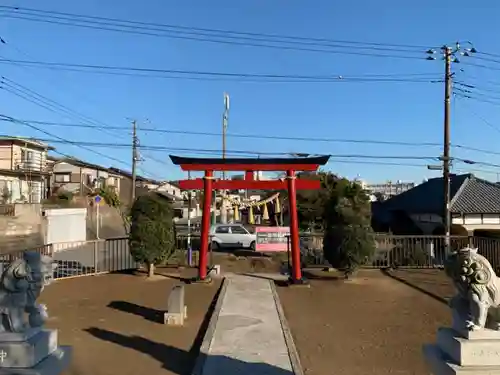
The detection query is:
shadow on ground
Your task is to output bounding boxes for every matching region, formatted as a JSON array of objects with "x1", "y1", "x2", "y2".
[
  {"x1": 301, "y1": 268, "x2": 343, "y2": 281},
  {"x1": 89, "y1": 281, "x2": 291, "y2": 374},
  {"x1": 85, "y1": 328, "x2": 292, "y2": 375},
  {"x1": 107, "y1": 301, "x2": 164, "y2": 323},
  {"x1": 382, "y1": 269, "x2": 450, "y2": 304}
]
